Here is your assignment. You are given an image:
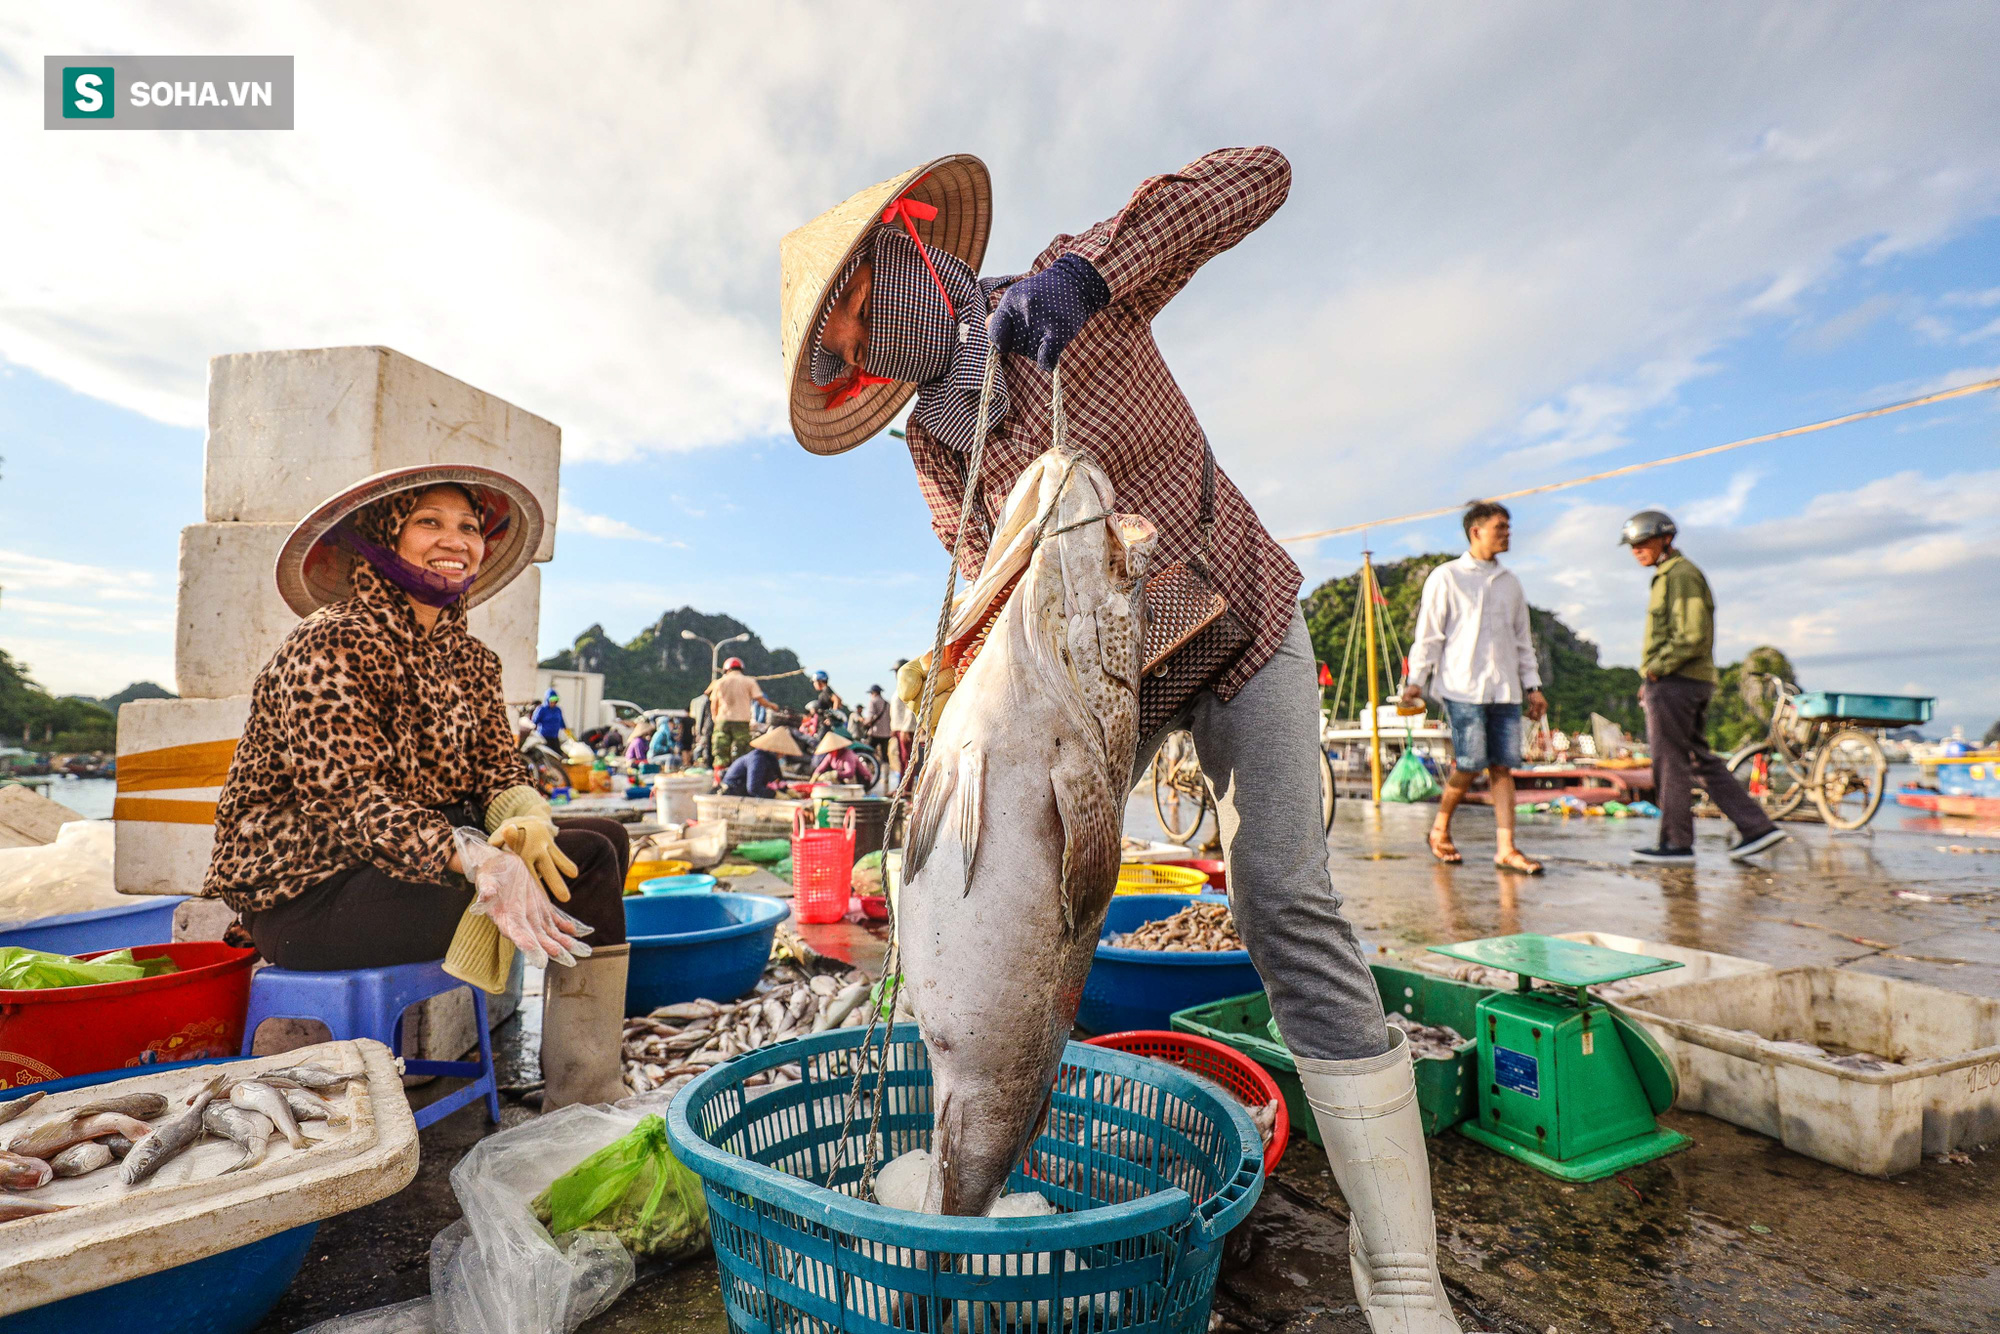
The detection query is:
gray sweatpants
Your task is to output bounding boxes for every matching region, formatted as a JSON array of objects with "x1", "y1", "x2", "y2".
[{"x1": 1133, "y1": 610, "x2": 1390, "y2": 1061}]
